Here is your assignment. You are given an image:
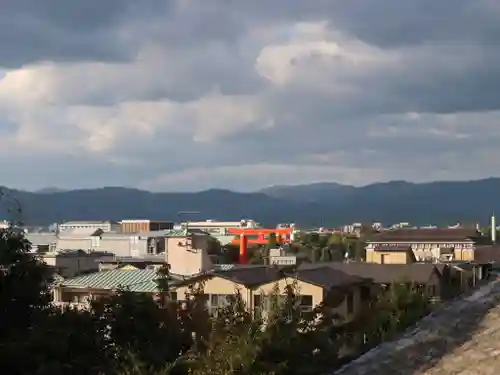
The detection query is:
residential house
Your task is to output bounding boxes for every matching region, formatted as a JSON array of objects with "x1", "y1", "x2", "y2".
[
  {"x1": 174, "y1": 265, "x2": 369, "y2": 322},
  {"x1": 299, "y1": 262, "x2": 452, "y2": 301},
  {"x1": 52, "y1": 268, "x2": 186, "y2": 310}
]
